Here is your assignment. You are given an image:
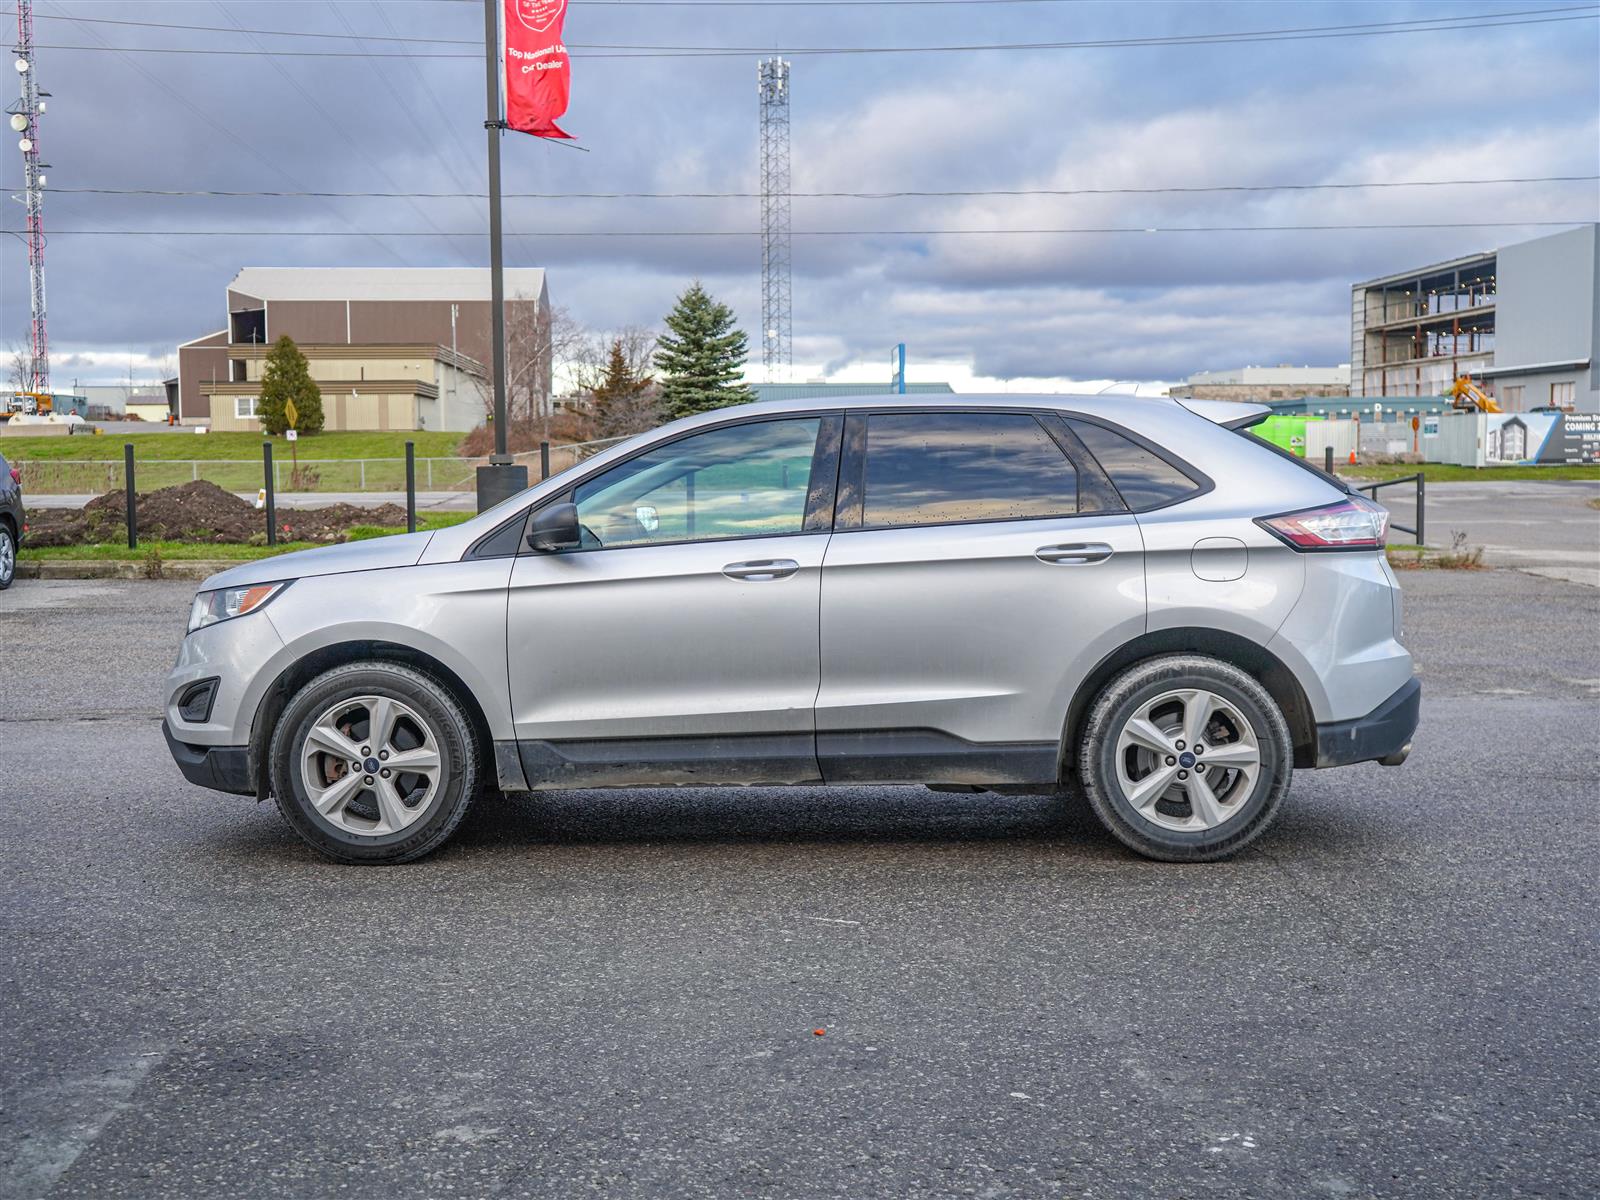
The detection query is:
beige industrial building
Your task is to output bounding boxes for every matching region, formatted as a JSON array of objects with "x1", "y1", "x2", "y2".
[
  {"x1": 1167, "y1": 365, "x2": 1350, "y2": 403},
  {"x1": 175, "y1": 267, "x2": 551, "y2": 431}
]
